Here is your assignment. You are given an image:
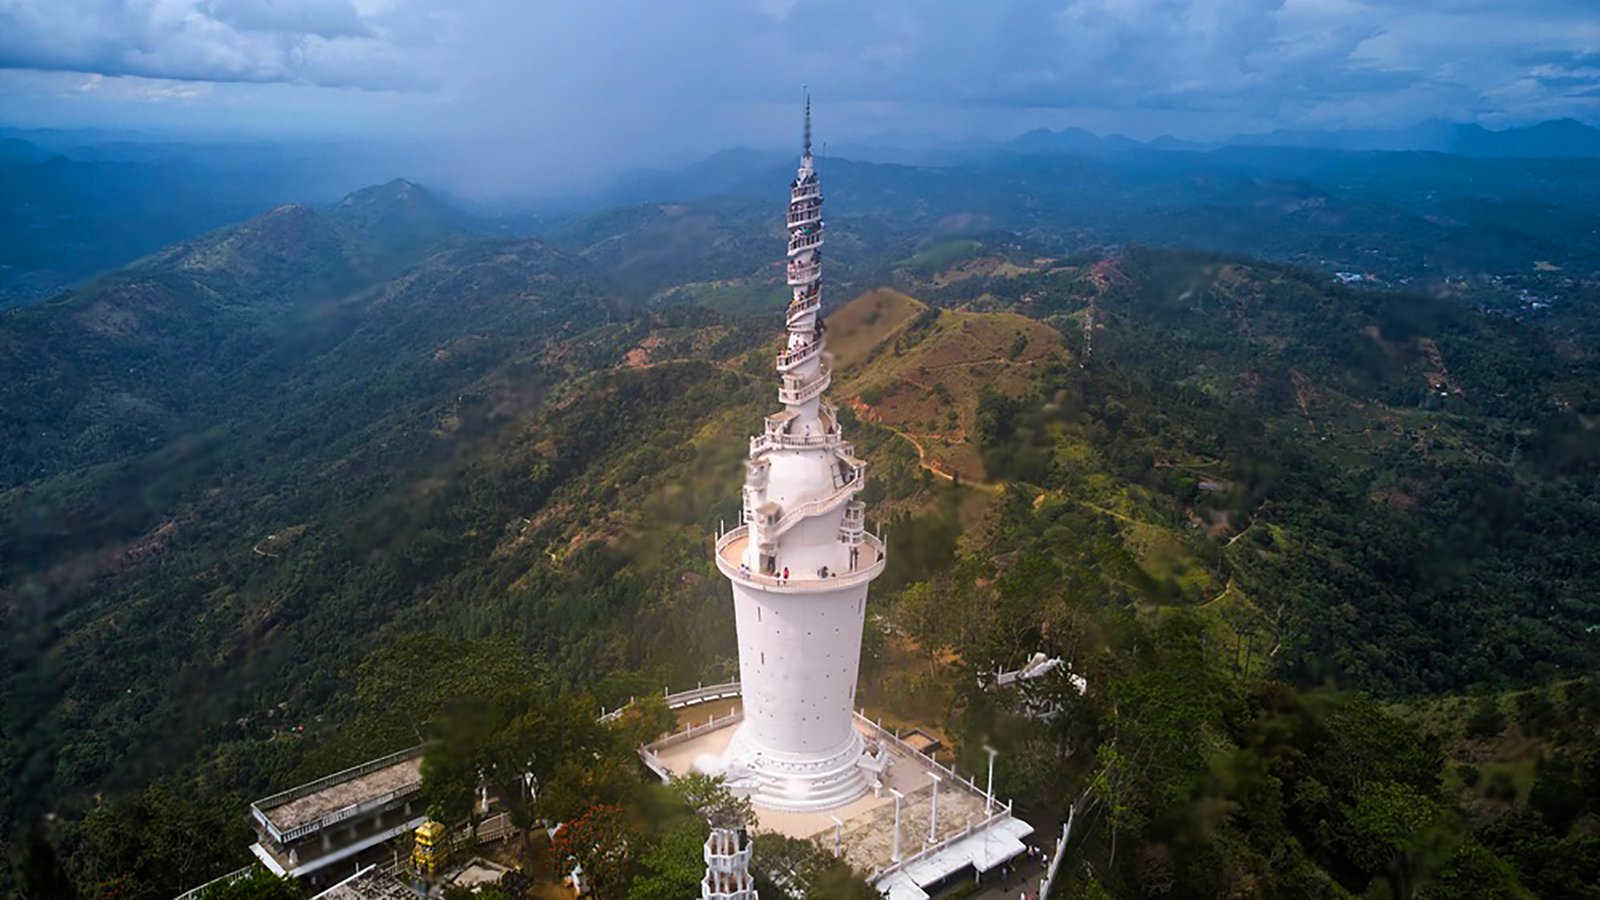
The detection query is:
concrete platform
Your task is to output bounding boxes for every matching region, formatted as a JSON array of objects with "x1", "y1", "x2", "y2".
[
  {"x1": 262, "y1": 756, "x2": 422, "y2": 835},
  {"x1": 643, "y1": 697, "x2": 1031, "y2": 889}
]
